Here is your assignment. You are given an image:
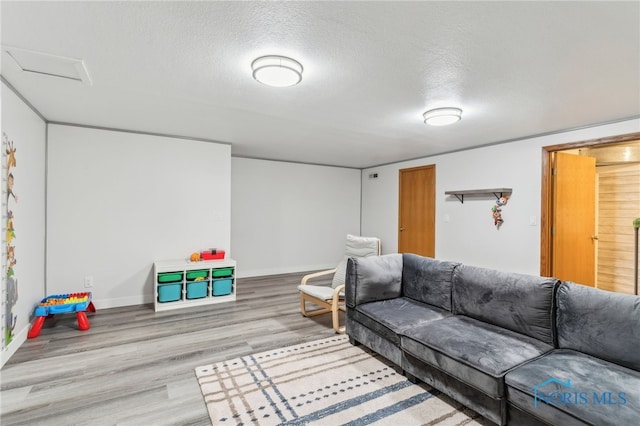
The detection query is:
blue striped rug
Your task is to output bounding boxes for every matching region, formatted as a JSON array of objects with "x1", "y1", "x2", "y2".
[{"x1": 195, "y1": 335, "x2": 487, "y2": 426}]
